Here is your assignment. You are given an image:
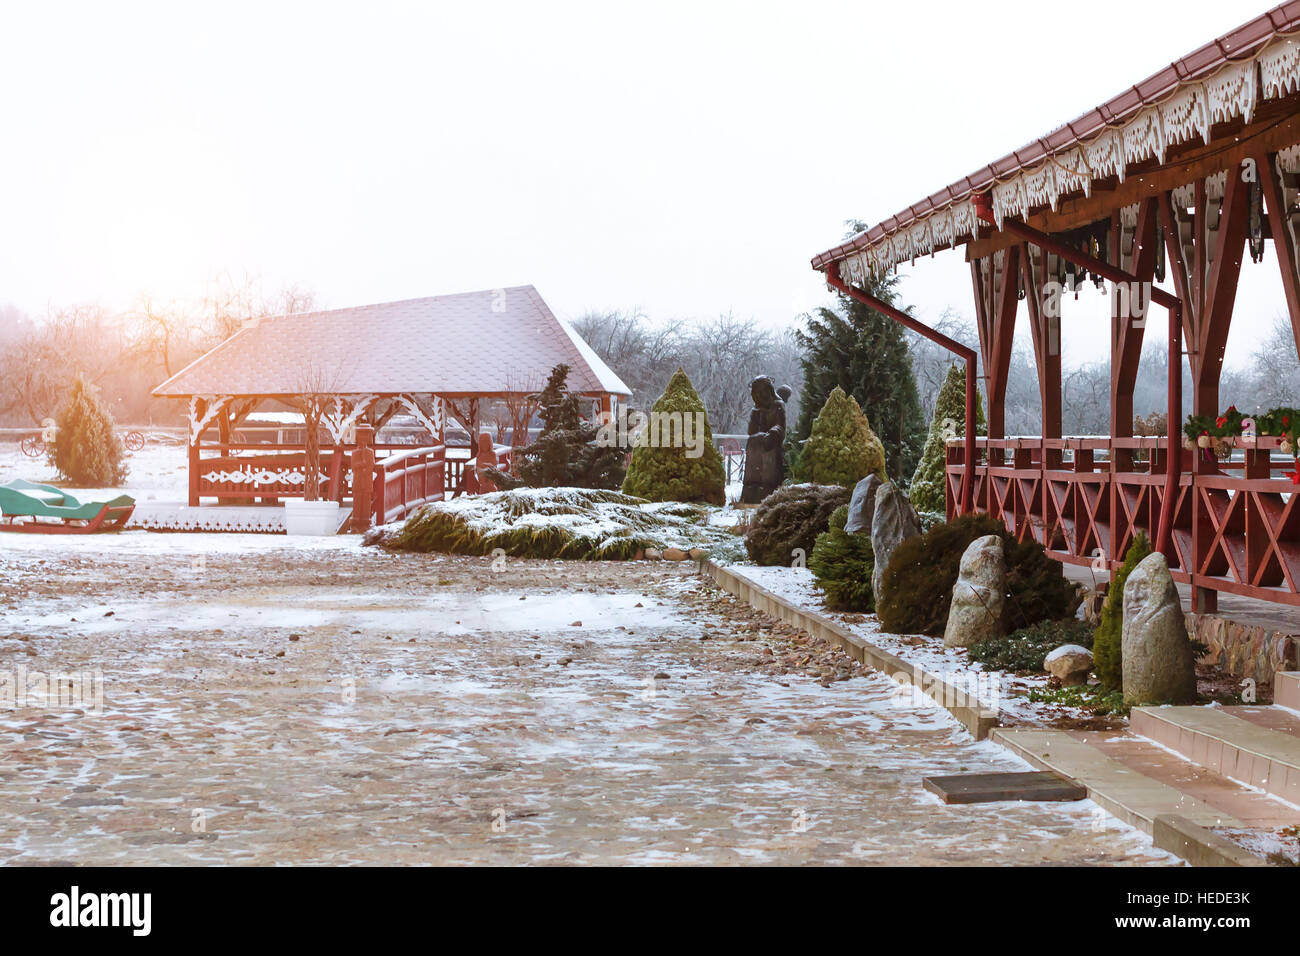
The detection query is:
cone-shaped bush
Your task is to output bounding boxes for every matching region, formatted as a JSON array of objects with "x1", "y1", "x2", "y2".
[
  {"x1": 622, "y1": 368, "x2": 725, "y2": 505},
  {"x1": 809, "y1": 504, "x2": 876, "y2": 611},
  {"x1": 1093, "y1": 533, "x2": 1152, "y2": 691},
  {"x1": 46, "y1": 376, "x2": 128, "y2": 486},
  {"x1": 910, "y1": 364, "x2": 986, "y2": 514},
  {"x1": 796, "y1": 387, "x2": 886, "y2": 487}
]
